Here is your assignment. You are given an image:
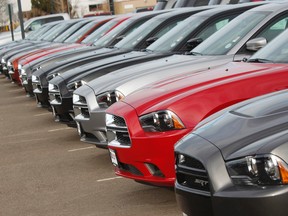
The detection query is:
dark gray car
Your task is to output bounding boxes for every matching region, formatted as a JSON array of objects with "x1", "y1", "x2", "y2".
[{"x1": 175, "y1": 89, "x2": 288, "y2": 216}]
